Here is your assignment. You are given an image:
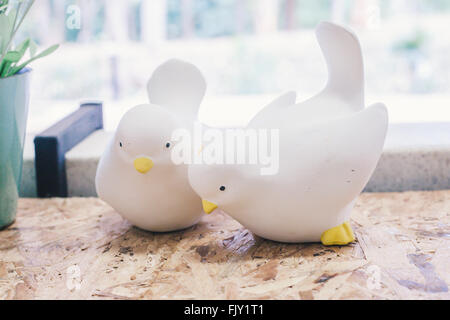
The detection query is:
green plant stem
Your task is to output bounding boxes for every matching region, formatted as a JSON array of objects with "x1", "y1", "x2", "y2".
[
  {"x1": 8, "y1": 43, "x2": 59, "y2": 76},
  {"x1": 11, "y1": 1, "x2": 22, "y2": 37},
  {"x1": 0, "y1": 0, "x2": 34, "y2": 68}
]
